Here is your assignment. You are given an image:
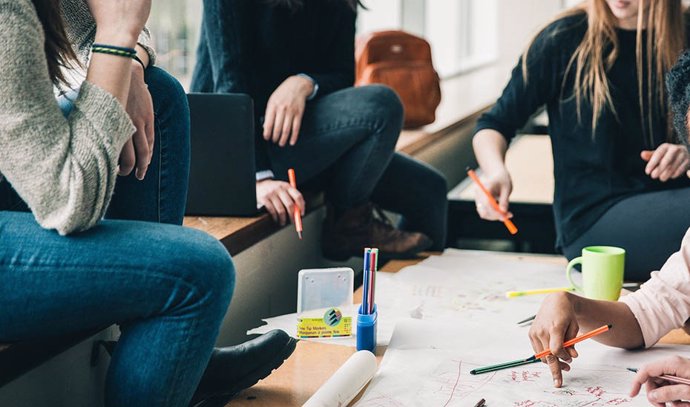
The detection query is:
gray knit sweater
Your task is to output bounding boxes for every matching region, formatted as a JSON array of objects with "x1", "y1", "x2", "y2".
[{"x1": 0, "y1": 0, "x2": 136, "y2": 235}]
